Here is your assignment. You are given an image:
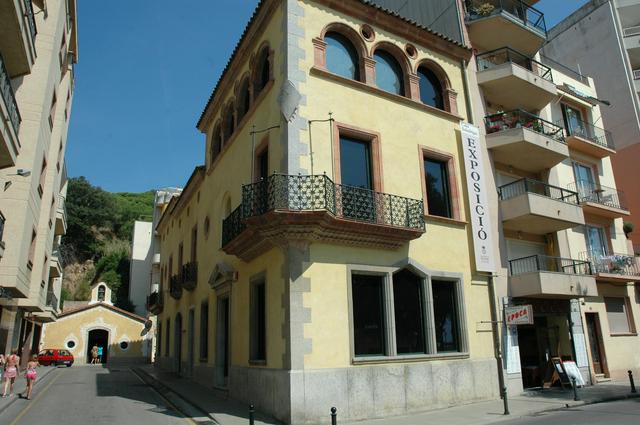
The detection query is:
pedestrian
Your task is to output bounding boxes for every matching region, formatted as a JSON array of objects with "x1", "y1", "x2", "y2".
[
  {"x1": 2, "y1": 349, "x2": 20, "y2": 398},
  {"x1": 97, "y1": 346, "x2": 103, "y2": 364},
  {"x1": 21, "y1": 355, "x2": 38, "y2": 400},
  {"x1": 0, "y1": 354, "x2": 5, "y2": 383},
  {"x1": 90, "y1": 345, "x2": 98, "y2": 365}
]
